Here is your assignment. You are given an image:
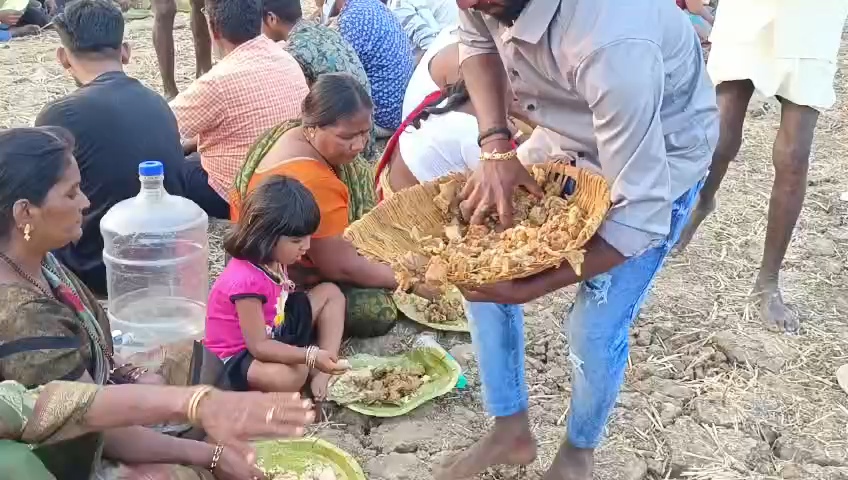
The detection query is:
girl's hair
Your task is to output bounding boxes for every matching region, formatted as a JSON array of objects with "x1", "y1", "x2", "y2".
[
  {"x1": 302, "y1": 72, "x2": 373, "y2": 129},
  {"x1": 224, "y1": 175, "x2": 321, "y2": 264},
  {"x1": 409, "y1": 79, "x2": 470, "y2": 130},
  {"x1": 0, "y1": 127, "x2": 75, "y2": 241}
]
